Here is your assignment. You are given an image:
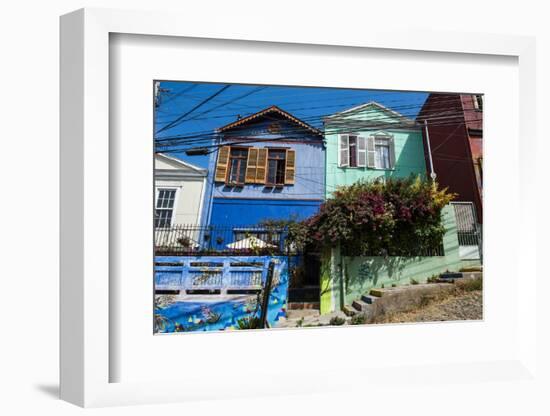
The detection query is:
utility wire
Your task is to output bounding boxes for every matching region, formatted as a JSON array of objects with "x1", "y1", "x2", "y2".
[
  {"x1": 154, "y1": 116, "x2": 479, "y2": 152},
  {"x1": 154, "y1": 107, "x2": 480, "y2": 145},
  {"x1": 155, "y1": 95, "x2": 472, "y2": 133},
  {"x1": 156, "y1": 84, "x2": 232, "y2": 134}
]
